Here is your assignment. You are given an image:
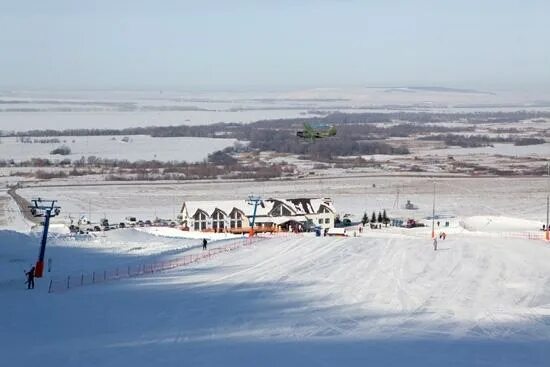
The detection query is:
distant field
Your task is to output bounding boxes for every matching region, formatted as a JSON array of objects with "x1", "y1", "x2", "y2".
[
  {"x1": 16, "y1": 176, "x2": 549, "y2": 227},
  {"x1": 0, "y1": 135, "x2": 238, "y2": 162},
  {"x1": 0, "y1": 110, "x2": 313, "y2": 131}
]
